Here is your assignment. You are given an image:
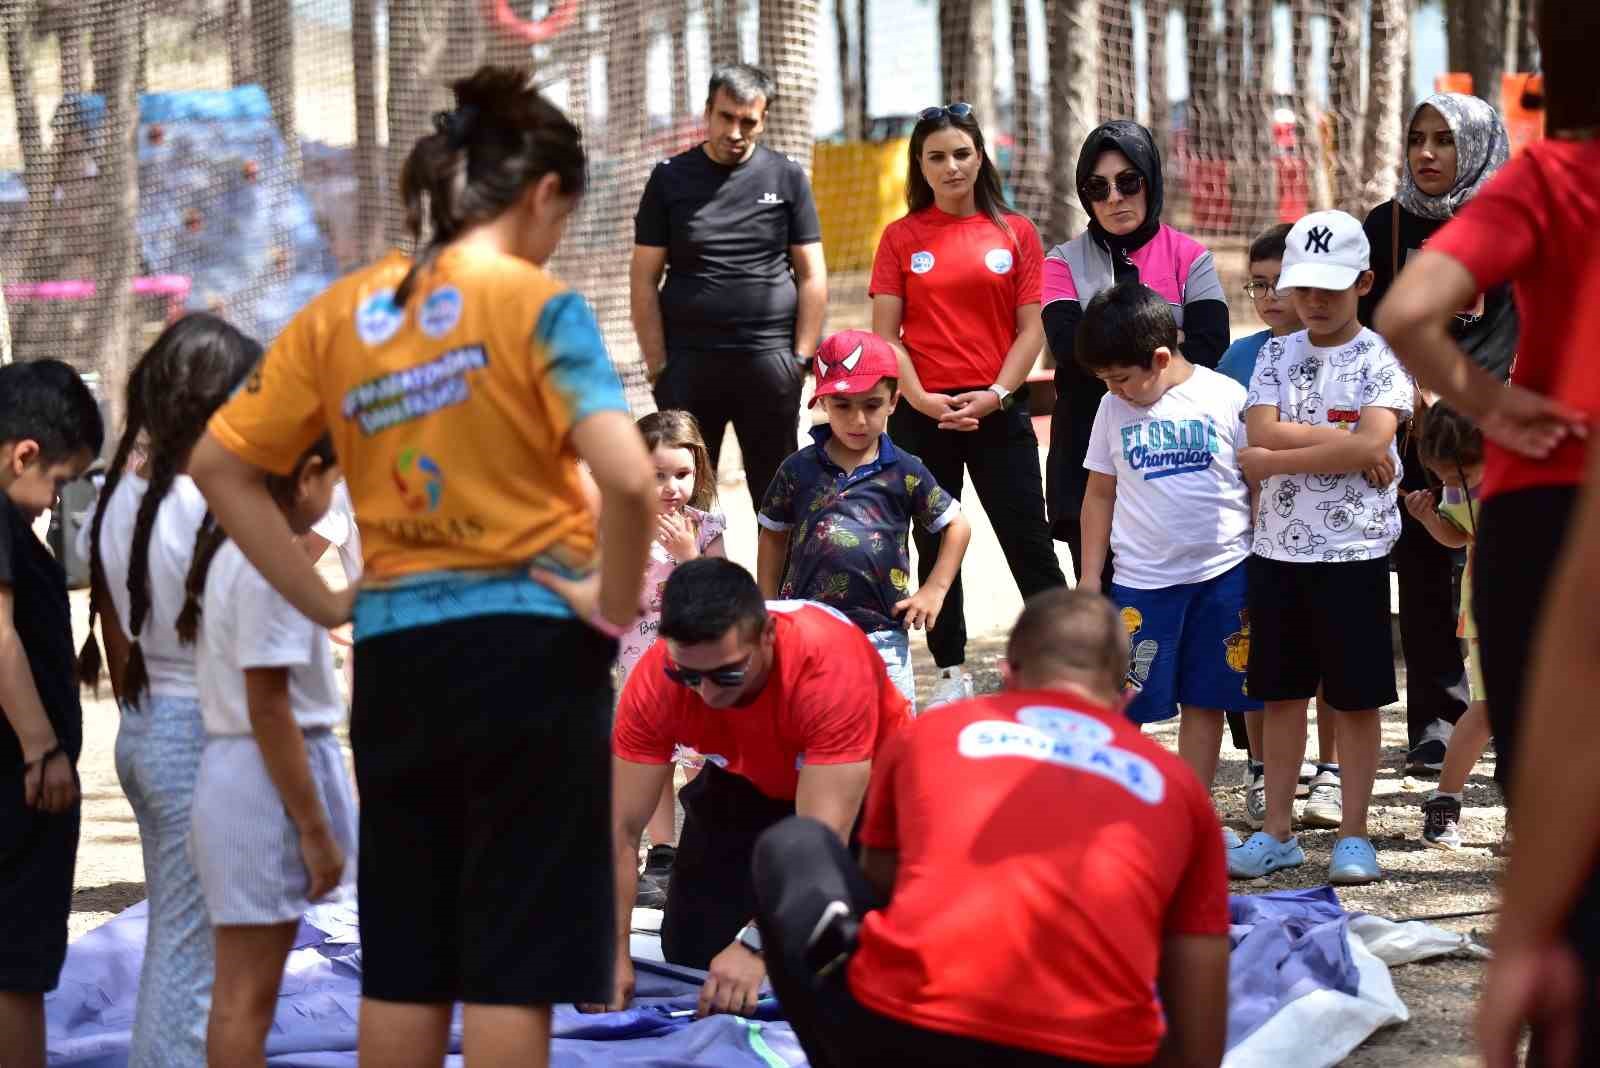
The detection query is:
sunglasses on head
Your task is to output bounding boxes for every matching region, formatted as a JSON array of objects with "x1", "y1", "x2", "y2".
[
  {"x1": 663, "y1": 651, "x2": 754, "y2": 689},
  {"x1": 1081, "y1": 171, "x2": 1145, "y2": 201},
  {"x1": 919, "y1": 102, "x2": 974, "y2": 122}
]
